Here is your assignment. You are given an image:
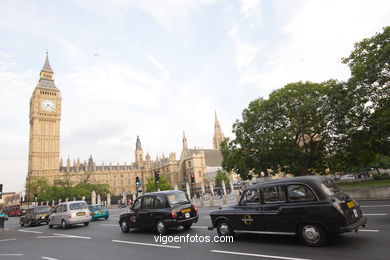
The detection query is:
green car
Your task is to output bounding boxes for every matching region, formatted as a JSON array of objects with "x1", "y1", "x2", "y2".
[{"x1": 88, "y1": 205, "x2": 109, "y2": 221}]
